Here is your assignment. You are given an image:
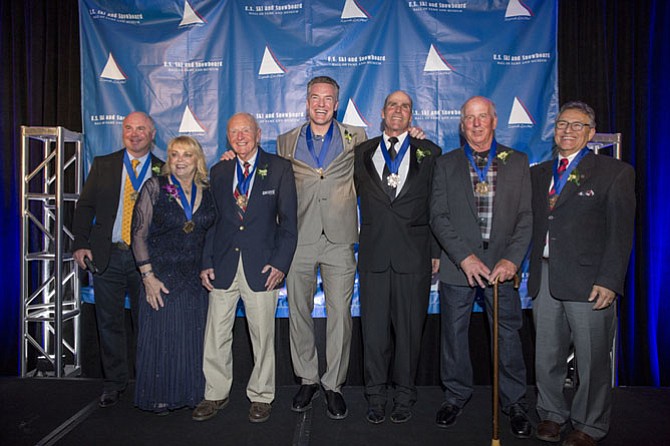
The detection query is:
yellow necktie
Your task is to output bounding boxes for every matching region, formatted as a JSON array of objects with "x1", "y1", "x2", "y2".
[{"x1": 122, "y1": 159, "x2": 141, "y2": 245}]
